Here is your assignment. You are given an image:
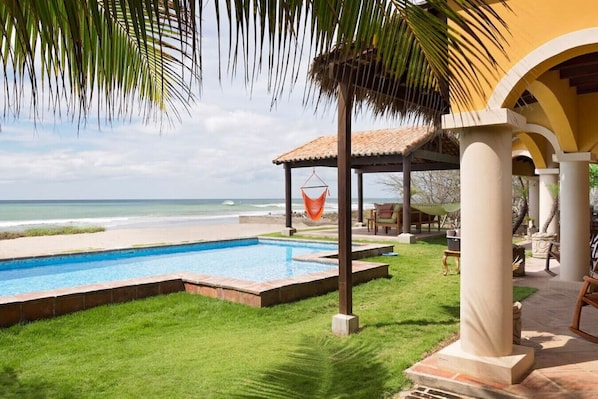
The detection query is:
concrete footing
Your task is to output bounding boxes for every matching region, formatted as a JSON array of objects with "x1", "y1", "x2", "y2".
[
  {"x1": 331, "y1": 313, "x2": 359, "y2": 336},
  {"x1": 397, "y1": 233, "x2": 417, "y2": 244},
  {"x1": 281, "y1": 227, "x2": 296, "y2": 236}
]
